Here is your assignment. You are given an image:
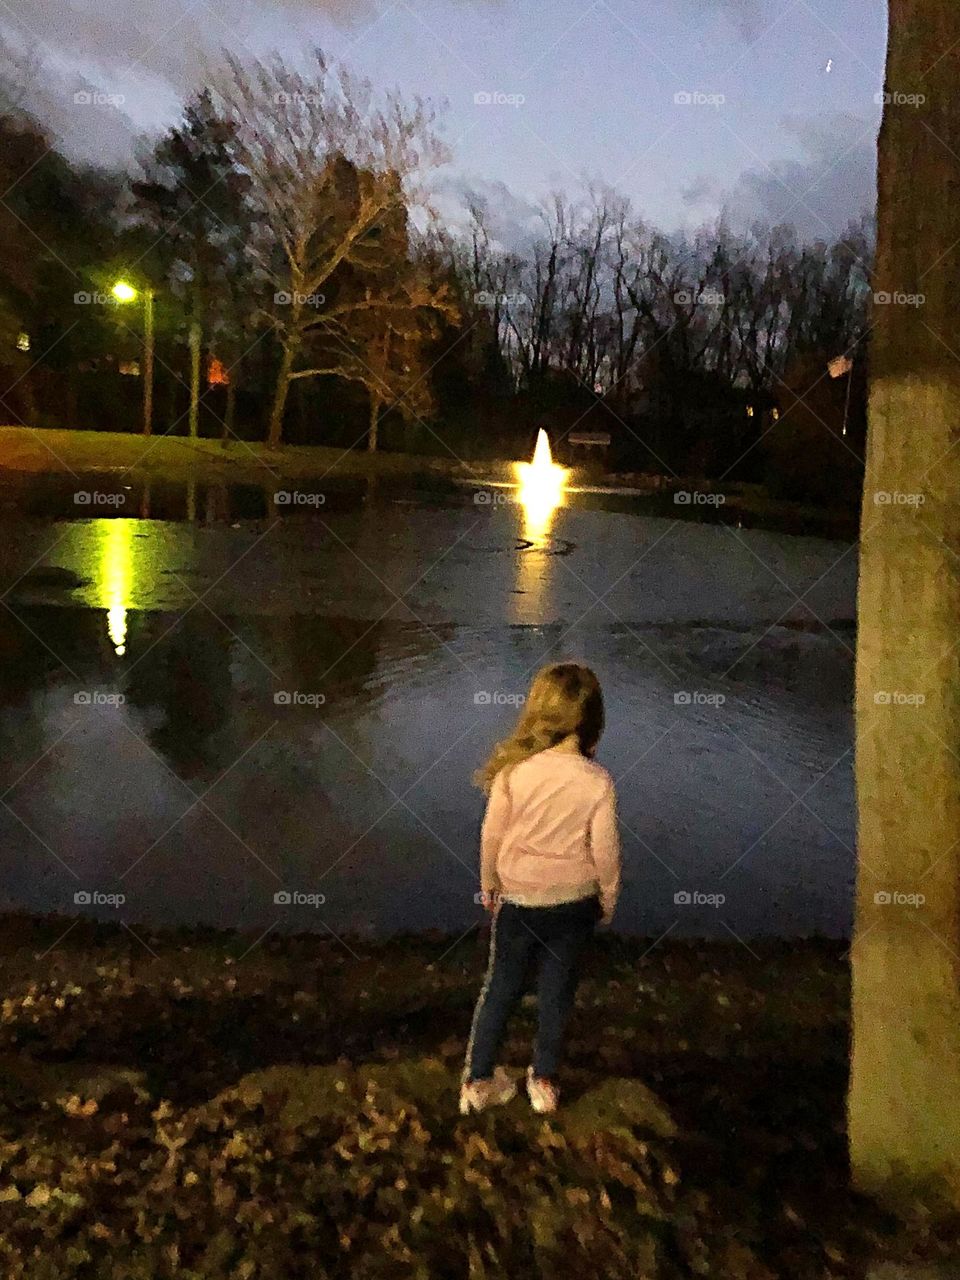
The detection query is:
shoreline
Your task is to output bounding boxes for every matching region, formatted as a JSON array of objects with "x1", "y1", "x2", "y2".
[
  {"x1": 0, "y1": 909, "x2": 850, "y2": 954},
  {"x1": 0, "y1": 425, "x2": 857, "y2": 537},
  {"x1": 0, "y1": 910, "x2": 954, "y2": 1275},
  {"x1": 0, "y1": 424, "x2": 490, "y2": 484}
]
